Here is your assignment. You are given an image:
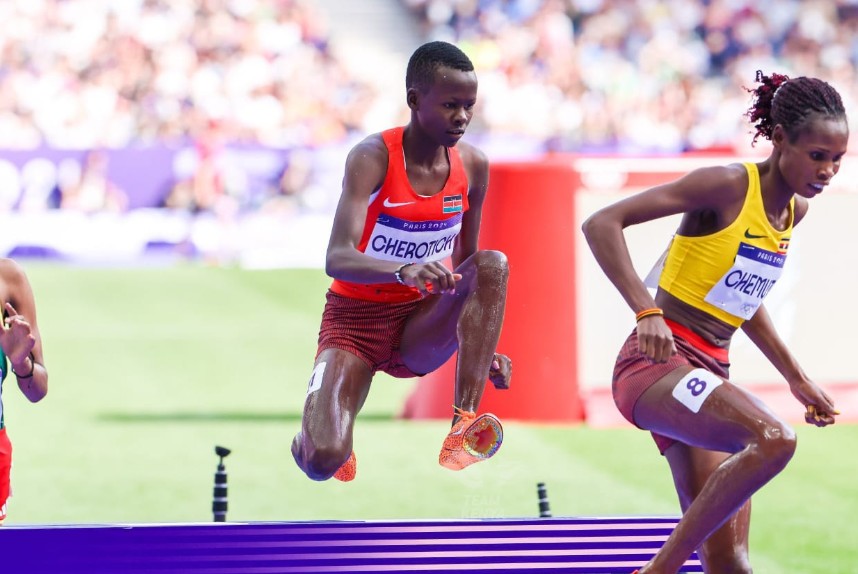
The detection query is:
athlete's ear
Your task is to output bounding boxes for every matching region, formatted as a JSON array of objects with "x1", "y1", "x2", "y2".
[
  {"x1": 771, "y1": 124, "x2": 786, "y2": 151},
  {"x1": 406, "y1": 87, "x2": 419, "y2": 111}
]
